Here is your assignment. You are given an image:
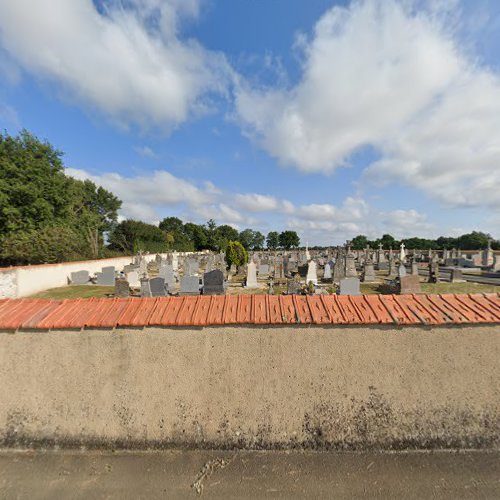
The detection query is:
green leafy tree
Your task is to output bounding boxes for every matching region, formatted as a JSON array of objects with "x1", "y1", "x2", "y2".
[
  {"x1": 377, "y1": 234, "x2": 398, "y2": 250},
  {"x1": 108, "y1": 220, "x2": 168, "y2": 254},
  {"x1": 0, "y1": 130, "x2": 121, "y2": 264},
  {"x1": 252, "y1": 231, "x2": 265, "y2": 250},
  {"x1": 184, "y1": 222, "x2": 208, "y2": 251},
  {"x1": 225, "y1": 241, "x2": 248, "y2": 269},
  {"x1": 159, "y1": 217, "x2": 194, "y2": 251},
  {"x1": 279, "y1": 230, "x2": 300, "y2": 250},
  {"x1": 0, "y1": 226, "x2": 83, "y2": 265},
  {"x1": 351, "y1": 235, "x2": 369, "y2": 250},
  {"x1": 457, "y1": 231, "x2": 492, "y2": 250},
  {"x1": 266, "y1": 231, "x2": 280, "y2": 250}
]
